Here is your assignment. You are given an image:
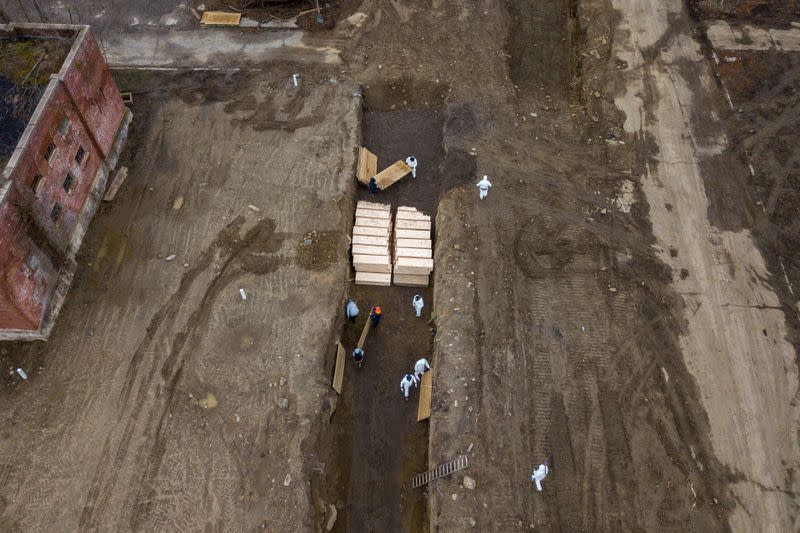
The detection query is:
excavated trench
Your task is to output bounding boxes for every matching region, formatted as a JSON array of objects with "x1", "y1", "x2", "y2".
[{"x1": 313, "y1": 79, "x2": 476, "y2": 532}]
